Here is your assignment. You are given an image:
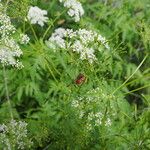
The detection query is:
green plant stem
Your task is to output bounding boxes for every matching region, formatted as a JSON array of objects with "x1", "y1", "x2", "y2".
[
  {"x1": 125, "y1": 84, "x2": 150, "y2": 95},
  {"x1": 134, "y1": 103, "x2": 137, "y2": 120},
  {"x1": 3, "y1": 65, "x2": 13, "y2": 120},
  {"x1": 112, "y1": 54, "x2": 148, "y2": 95},
  {"x1": 23, "y1": 18, "x2": 26, "y2": 33},
  {"x1": 28, "y1": 21, "x2": 38, "y2": 41},
  {"x1": 124, "y1": 73, "x2": 150, "y2": 86},
  {"x1": 42, "y1": 21, "x2": 53, "y2": 40},
  {"x1": 42, "y1": 9, "x2": 67, "y2": 40},
  {"x1": 4, "y1": 0, "x2": 12, "y2": 11},
  {"x1": 46, "y1": 62, "x2": 58, "y2": 83},
  {"x1": 45, "y1": 57, "x2": 61, "y2": 76}
]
